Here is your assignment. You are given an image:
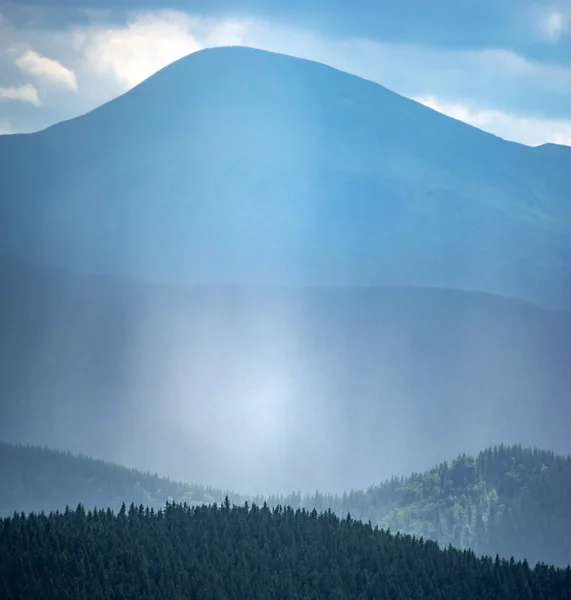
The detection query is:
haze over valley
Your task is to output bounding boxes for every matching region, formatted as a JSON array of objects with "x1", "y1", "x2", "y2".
[{"x1": 1, "y1": 255, "x2": 571, "y2": 493}]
